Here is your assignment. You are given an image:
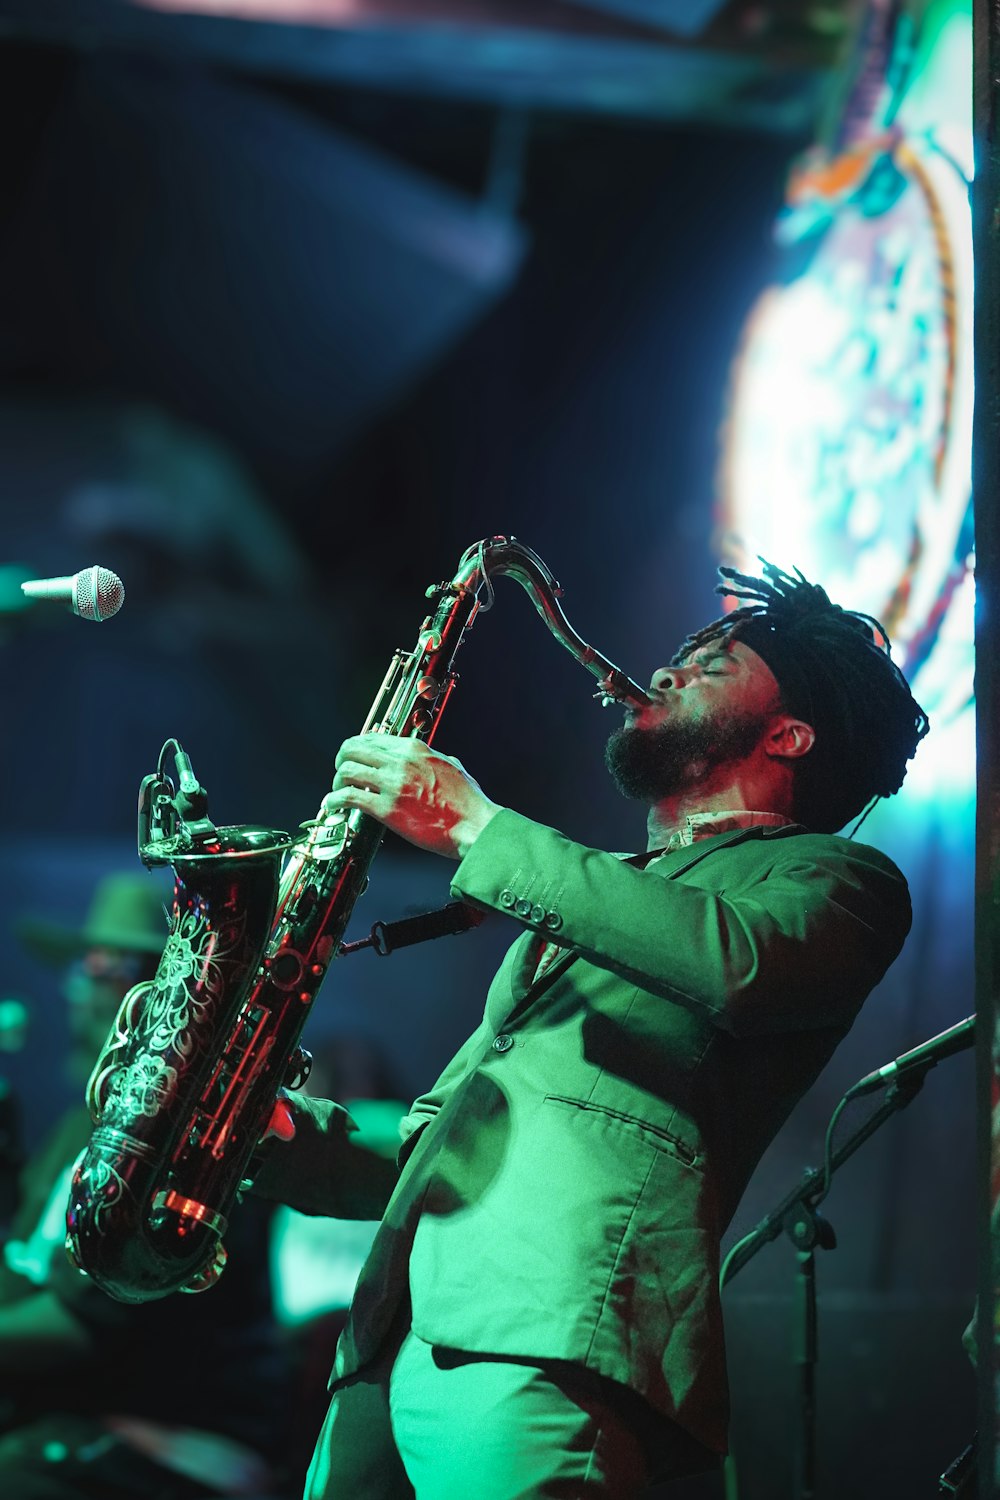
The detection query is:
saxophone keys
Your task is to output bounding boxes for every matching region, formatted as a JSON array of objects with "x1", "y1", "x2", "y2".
[
  {"x1": 155, "y1": 1190, "x2": 227, "y2": 1238},
  {"x1": 179, "y1": 1241, "x2": 228, "y2": 1295},
  {"x1": 284, "y1": 1047, "x2": 313, "y2": 1090}
]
